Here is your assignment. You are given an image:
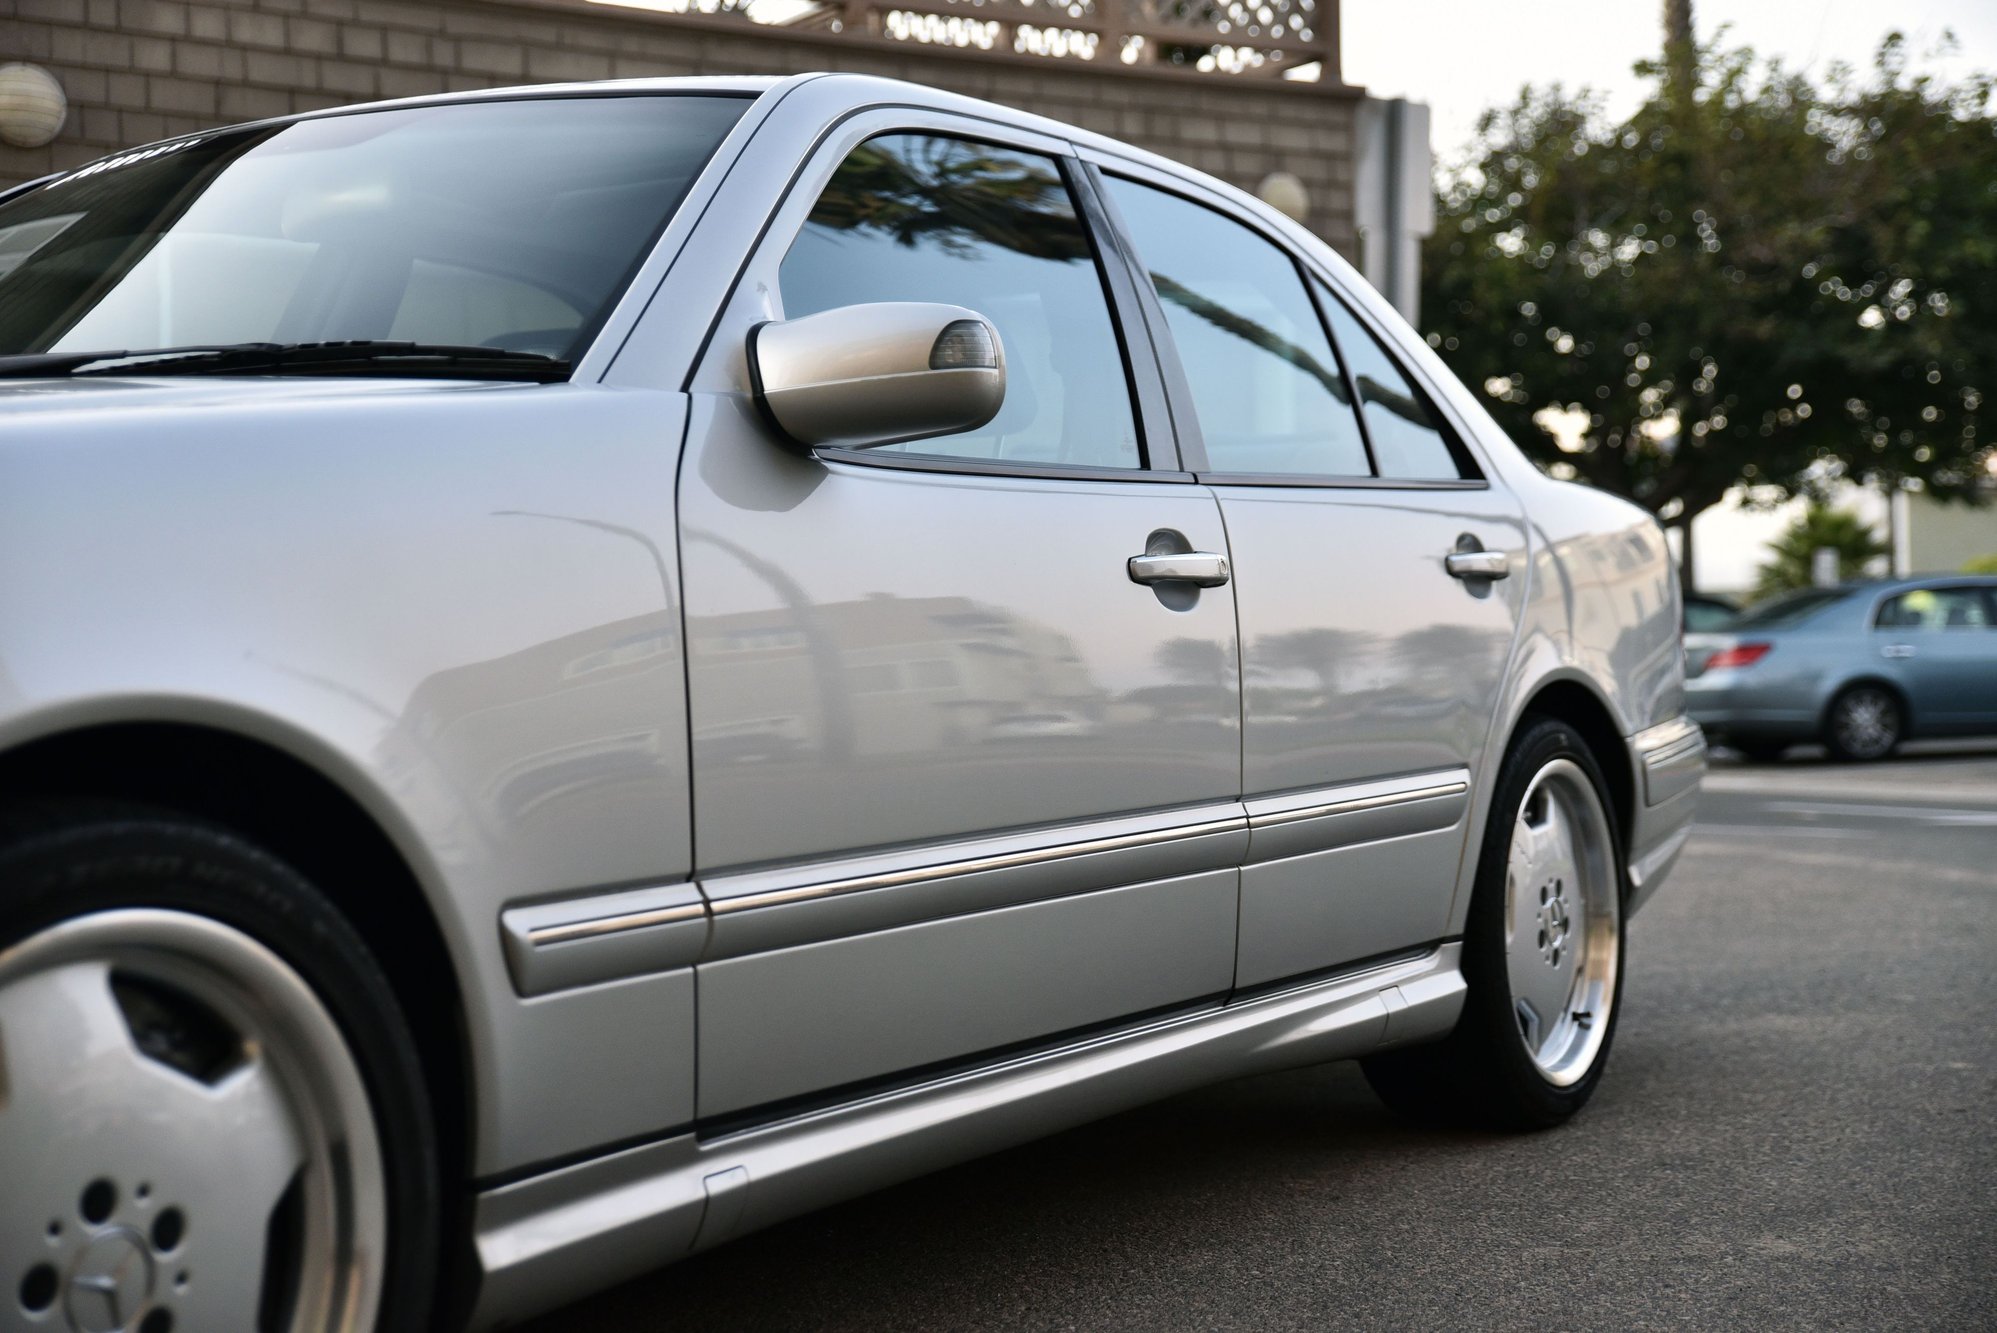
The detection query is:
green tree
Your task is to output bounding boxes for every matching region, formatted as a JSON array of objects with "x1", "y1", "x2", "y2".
[
  {"x1": 1751, "y1": 504, "x2": 1890, "y2": 599},
  {"x1": 1422, "y1": 28, "x2": 1994, "y2": 591}
]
